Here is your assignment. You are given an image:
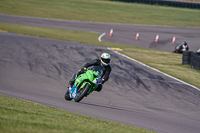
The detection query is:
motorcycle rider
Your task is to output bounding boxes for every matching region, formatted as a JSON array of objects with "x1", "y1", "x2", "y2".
[
  {"x1": 173, "y1": 41, "x2": 189, "y2": 53},
  {"x1": 179, "y1": 41, "x2": 189, "y2": 53},
  {"x1": 69, "y1": 53, "x2": 111, "y2": 92}
]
